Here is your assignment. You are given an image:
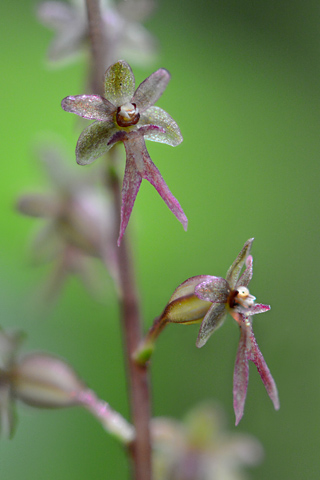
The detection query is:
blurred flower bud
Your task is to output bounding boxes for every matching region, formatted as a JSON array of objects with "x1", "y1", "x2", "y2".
[{"x1": 0, "y1": 328, "x2": 133, "y2": 443}]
